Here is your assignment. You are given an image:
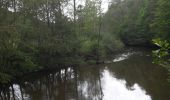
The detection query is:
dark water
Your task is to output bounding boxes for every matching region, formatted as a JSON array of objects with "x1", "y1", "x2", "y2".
[{"x1": 1, "y1": 48, "x2": 170, "y2": 100}]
